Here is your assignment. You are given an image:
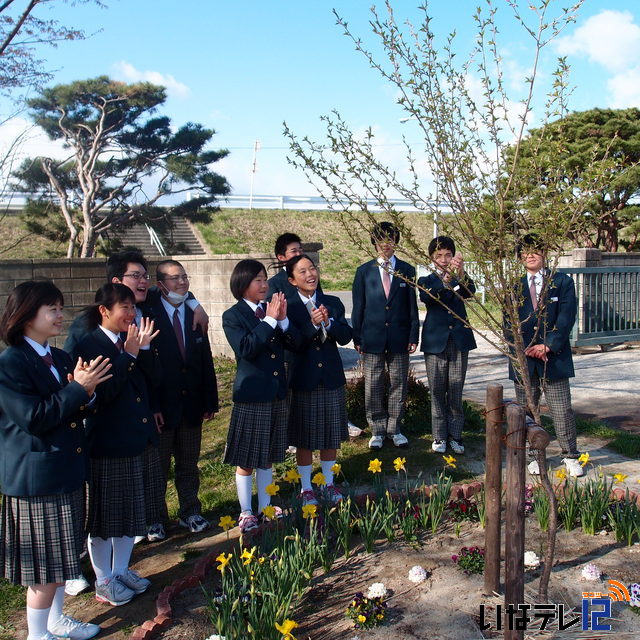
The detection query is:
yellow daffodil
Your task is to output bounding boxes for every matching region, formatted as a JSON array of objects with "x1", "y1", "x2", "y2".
[
  {"x1": 368, "y1": 458, "x2": 382, "y2": 473},
  {"x1": 312, "y1": 472, "x2": 326, "y2": 486},
  {"x1": 216, "y1": 552, "x2": 232, "y2": 572},
  {"x1": 275, "y1": 619, "x2": 298, "y2": 639},
  {"x1": 578, "y1": 452, "x2": 590, "y2": 467},
  {"x1": 393, "y1": 456, "x2": 406, "y2": 472},
  {"x1": 331, "y1": 463, "x2": 342, "y2": 475},
  {"x1": 265, "y1": 482, "x2": 280, "y2": 496},
  {"x1": 358, "y1": 614, "x2": 367, "y2": 623},
  {"x1": 262, "y1": 505, "x2": 276, "y2": 520},
  {"x1": 613, "y1": 473, "x2": 628, "y2": 484},
  {"x1": 302, "y1": 504, "x2": 318, "y2": 519},
  {"x1": 240, "y1": 548, "x2": 255, "y2": 565},
  {"x1": 218, "y1": 515, "x2": 236, "y2": 531},
  {"x1": 443, "y1": 455, "x2": 457, "y2": 469},
  {"x1": 555, "y1": 468, "x2": 567, "y2": 480},
  {"x1": 284, "y1": 468, "x2": 301, "y2": 483}
]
